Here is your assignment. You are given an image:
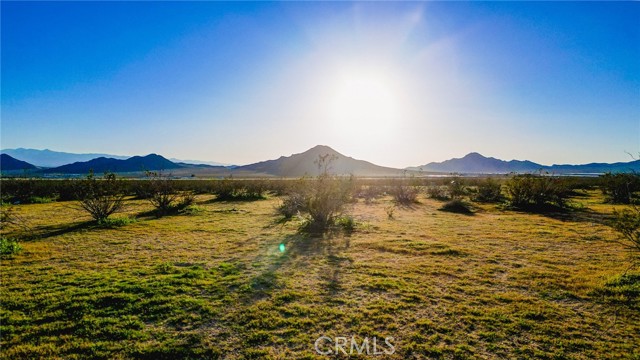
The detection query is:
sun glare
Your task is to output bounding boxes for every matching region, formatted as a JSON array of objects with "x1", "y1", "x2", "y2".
[{"x1": 326, "y1": 67, "x2": 403, "y2": 140}]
